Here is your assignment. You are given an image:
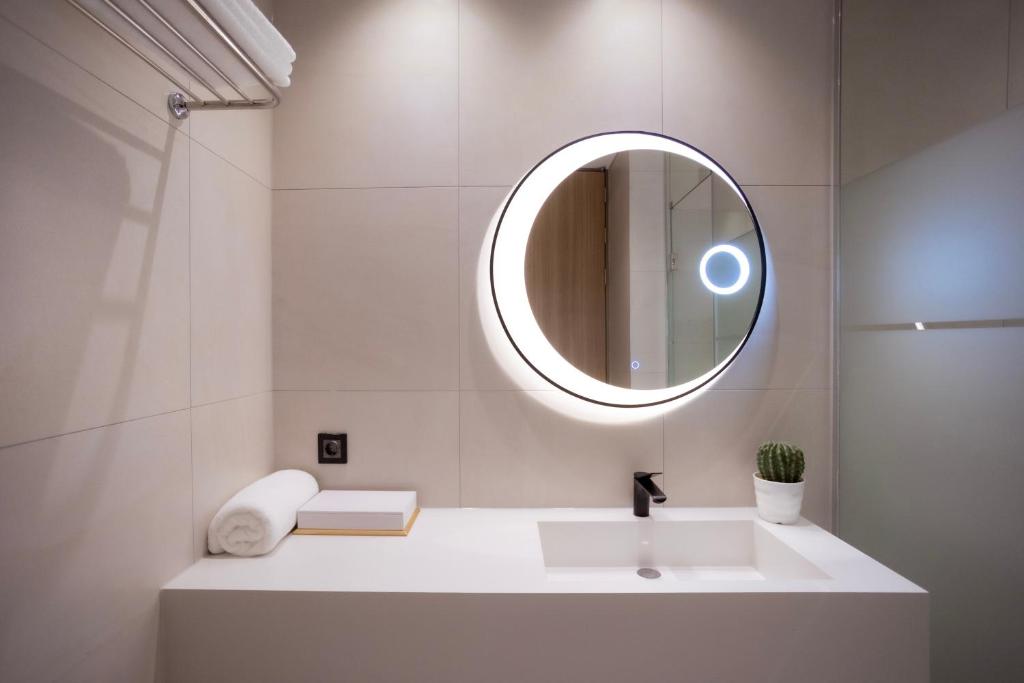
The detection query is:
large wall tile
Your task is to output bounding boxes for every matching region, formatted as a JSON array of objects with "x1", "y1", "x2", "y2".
[
  {"x1": 274, "y1": 188, "x2": 459, "y2": 390},
  {"x1": 274, "y1": 390, "x2": 460, "y2": 505},
  {"x1": 0, "y1": 411, "x2": 192, "y2": 683},
  {"x1": 663, "y1": 0, "x2": 833, "y2": 186},
  {"x1": 841, "y1": 0, "x2": 1009, "y2": 182},
  {"x1": 459, "y1": 0, "x2": 662, "y2": 186},
  {"x1": 0, "y1": 2, "x2": 192, "y2": 128},
  {"x1": 191, "y1": 392, "x2": 275, "y2": 558},
  {"x1": 1010, "y1": 0, "x2": 1024, "y2": 109},
  {"x1": 714, "y1": 186, "x2": 832, "y2": 390},
  {"x1": 0, "y1": 19, "x2": 189, "y2": 447},
  {"x1": 190, "y1": 141, "x2": 273, "y2": 406},
  {"x1": 460, "y1": 186, "x2": 551, "y2": 391},
  {"x1": 460, "y1": 391, "x2": 662, "y2": 507},
  {"x1": 663, "y1": 389, "x2": 832, "y2": 528},
  {"x1": 190, "y1": 110, "x2": 273, "y2": 189},
  {"x1": 272, "y1": 0, "x2": 458, "y2": 189}
]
